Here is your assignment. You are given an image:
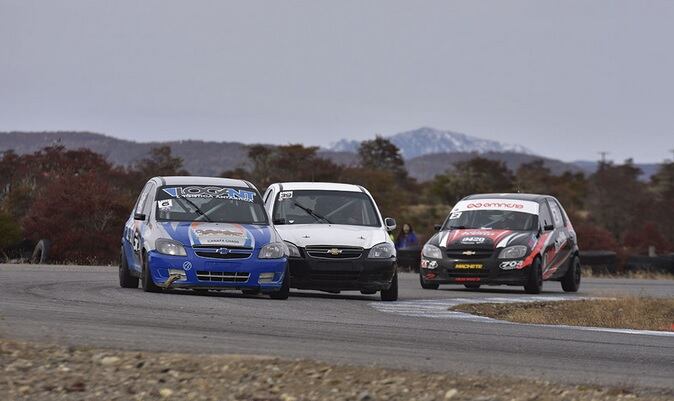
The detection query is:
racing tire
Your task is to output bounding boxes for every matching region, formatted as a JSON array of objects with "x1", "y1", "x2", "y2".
[
  {"x1": 419, "y1": 274, "x2": 439, "y2": 290},
  {"x1": 119, "y1": 247, "x2": 139, "y2": 288},
  {"x1": 269, "y1": 267, "x2": 290, "y2": 300},
  {"x1": 524, "y1": 258, "x2": 543, "y2": 294},
  {"x1": 30, "y1": 239, "x2": 51, "y2": 264},
  {"x1": 380, "y1": 271, "x2": 399, "y2": 301},
  {"x1": 464, "y1": 283, "x2": 481, "y2": 290},
  {"x1": 561, "y1": 256, "x2": 581, "y2": 292},
  {"x1": 141, "y1": 253, "x2": 162, "y2": 293}
]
